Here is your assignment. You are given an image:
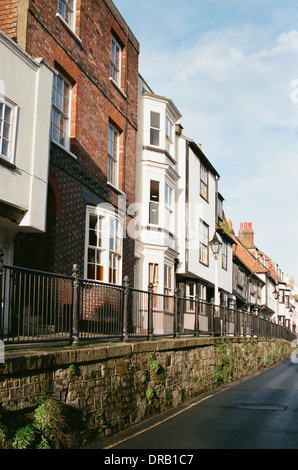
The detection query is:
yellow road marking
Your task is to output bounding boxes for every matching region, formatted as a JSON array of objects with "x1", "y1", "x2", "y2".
[
  {"x1": 104, "y1": 383, "x2": 235, "y2": 449},
  {"x1": 103, "y1": 362, "x2": 282, "y2": 449}
]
